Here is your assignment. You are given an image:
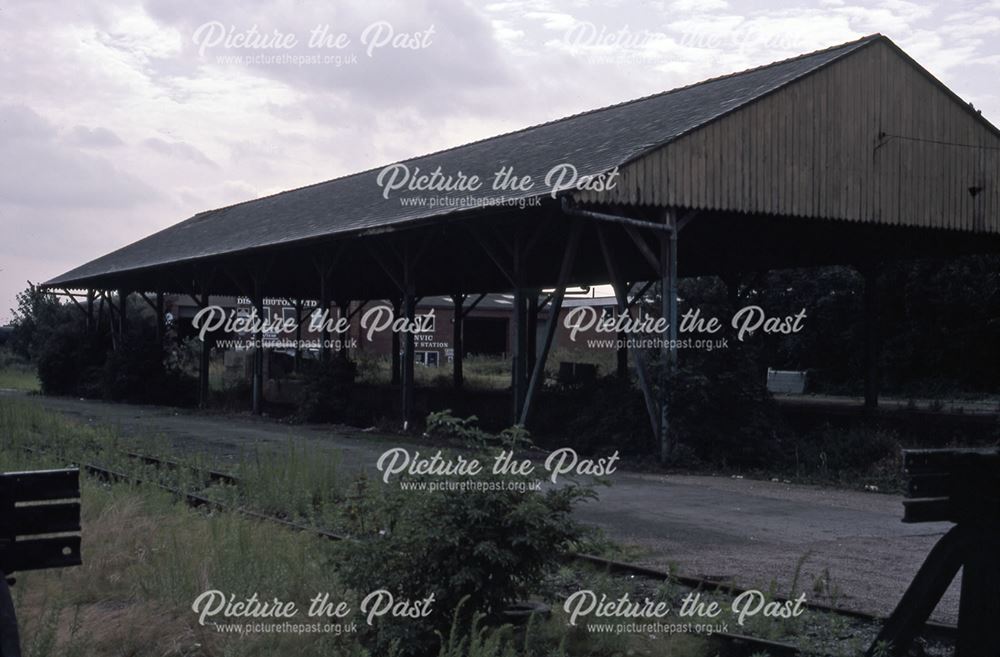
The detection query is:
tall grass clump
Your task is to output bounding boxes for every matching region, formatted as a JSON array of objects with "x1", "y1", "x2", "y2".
[{"x1": 231, "y1": 442, "x2": 344, "y2": 524}]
